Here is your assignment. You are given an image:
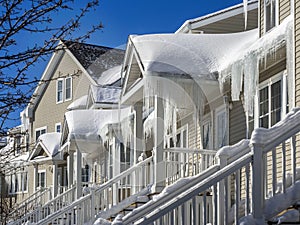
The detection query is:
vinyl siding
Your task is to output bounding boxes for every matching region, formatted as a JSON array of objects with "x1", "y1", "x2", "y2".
[
  {"x1": 229, "y1": 100, "x2": 247, "y2": 145},
  {"x1": 32, "y1": 52, "x2": 91, "y2": 143},
  {"x1": 279, "y1": 0, "x2": 291, "y2": 23}
]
